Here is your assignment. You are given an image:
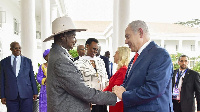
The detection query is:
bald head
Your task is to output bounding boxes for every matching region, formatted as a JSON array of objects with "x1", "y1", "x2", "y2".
[{"x1": 77, "y1": 45, "x2": 85, "y2": 57}]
